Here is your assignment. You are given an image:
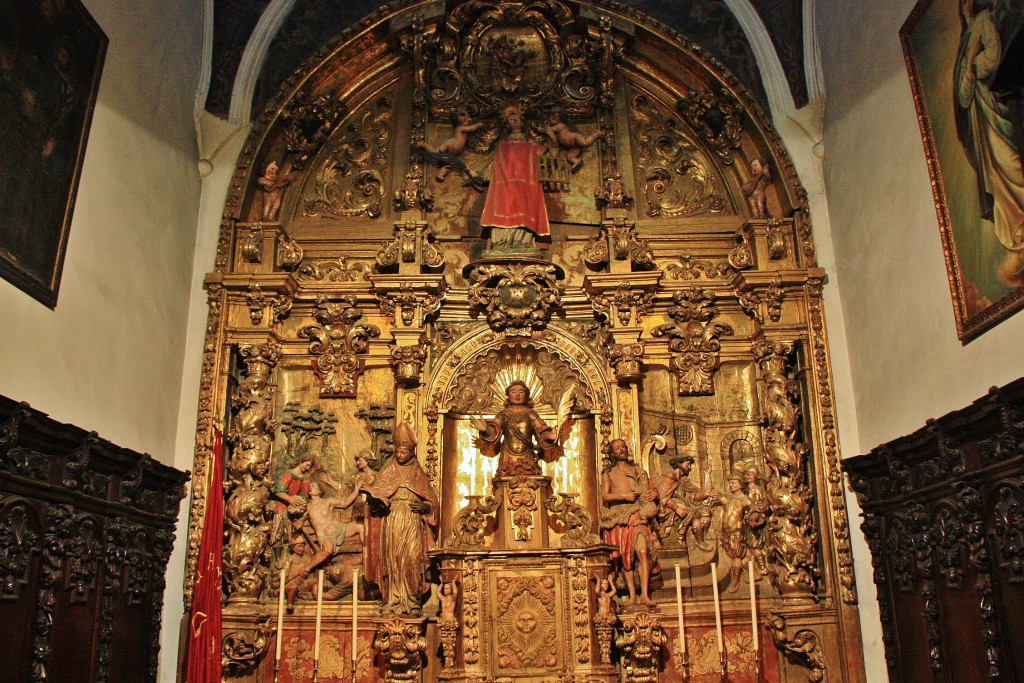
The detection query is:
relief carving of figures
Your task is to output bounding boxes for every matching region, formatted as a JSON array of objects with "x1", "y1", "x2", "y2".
[
  {"x1": 630, "y1": 91, "x2": 726, "y2": 218},
  {"x1": 361, "y1": 424, "x2": 439, "y2": 615},
  {"x1": 303, "y1": 95, "x2": 392, "y2": 220},
  {"x1": 653, "y1": 455, "x2": 716, "y2": 550},
  {"x1": 298, "y1": 296, "x2": 380, "y2": 398},
  {"x1": 600, "y1": 439, "x2": 660, "y2": 607},
  {"x1": 224, "y1": 342, "x2": 280, "y2": 599},
  {"x1": 652, "y1": 288, "x2": 734, "y2": 395},
  {"x1": 715, "y1": 471, "x2": 765, "y2": 592}
]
